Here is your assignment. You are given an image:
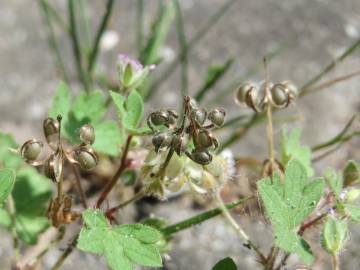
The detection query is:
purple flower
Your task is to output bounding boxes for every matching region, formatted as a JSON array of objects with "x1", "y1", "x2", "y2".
[{"x1": 117, "y1": 54, "x2": 156, "y2": 91}]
